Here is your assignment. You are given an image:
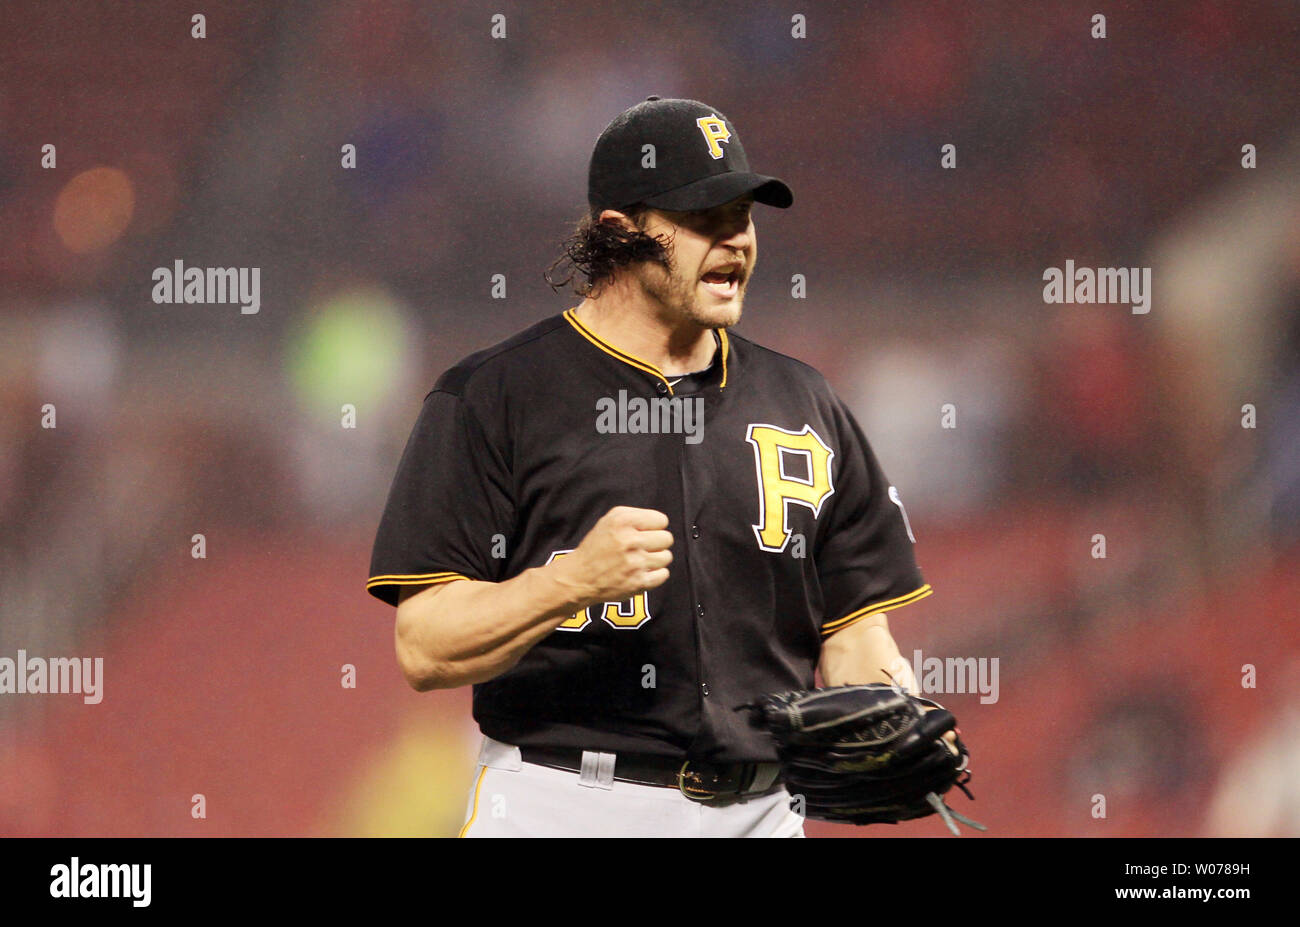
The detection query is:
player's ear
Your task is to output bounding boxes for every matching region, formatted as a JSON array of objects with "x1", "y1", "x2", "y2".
[{"x1": 598, "y1": 208, "x2": 639, "y2": 232}]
